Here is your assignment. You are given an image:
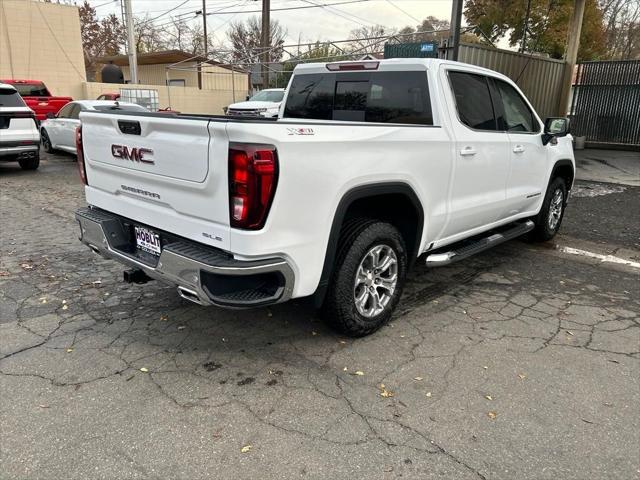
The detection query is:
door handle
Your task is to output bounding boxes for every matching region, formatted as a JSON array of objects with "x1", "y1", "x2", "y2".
[
  {"x1": 513, "y1": 145, "x2": 525, "y2": 153},
  {"x1": 460, "y1": 147, "x2": 477, "y2": 156}
]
